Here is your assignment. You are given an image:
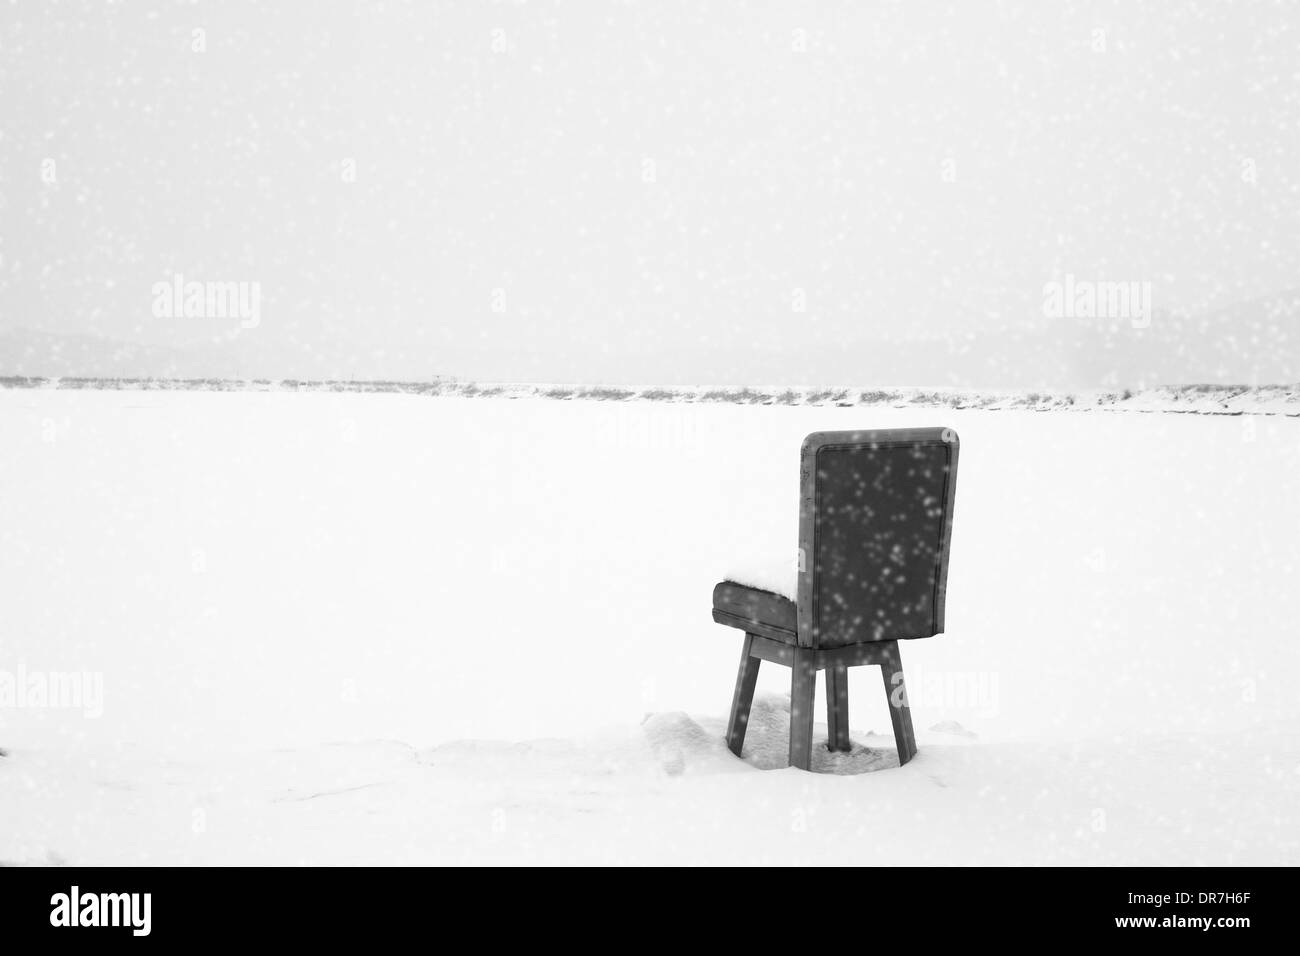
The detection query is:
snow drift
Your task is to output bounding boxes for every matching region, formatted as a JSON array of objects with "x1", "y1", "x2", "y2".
[{"x1": 1, "y1": 388, "x2": 1297, "y2": 864}]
